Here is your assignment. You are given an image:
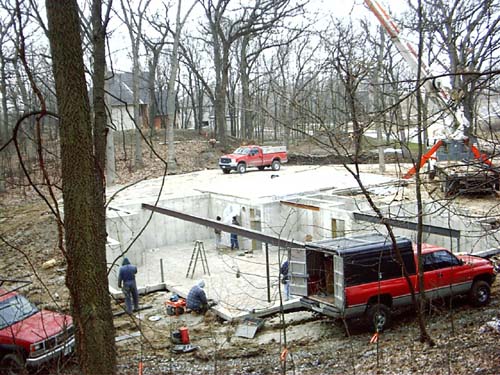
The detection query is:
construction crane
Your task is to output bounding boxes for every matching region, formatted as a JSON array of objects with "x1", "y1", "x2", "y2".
[{"x1": 364, "y1": 0, "x2": 492, "y2": 182}]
